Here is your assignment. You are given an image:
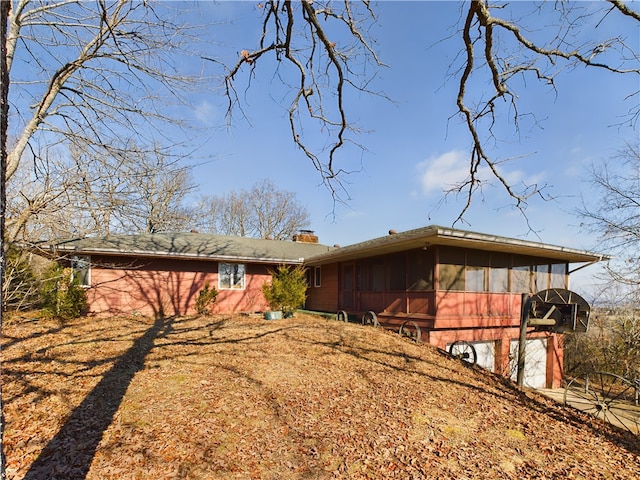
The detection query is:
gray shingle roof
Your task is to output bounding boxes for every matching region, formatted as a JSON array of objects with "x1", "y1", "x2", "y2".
[
  {"x1": 39, "y1": 233, "x2": 335, "y2": 264},
  {"x1": 304, "y1": 225, "x2": 608, "y2": 265},
  {"x1": 34, "y1": 225, "x2": 607, "y2": 266}
]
